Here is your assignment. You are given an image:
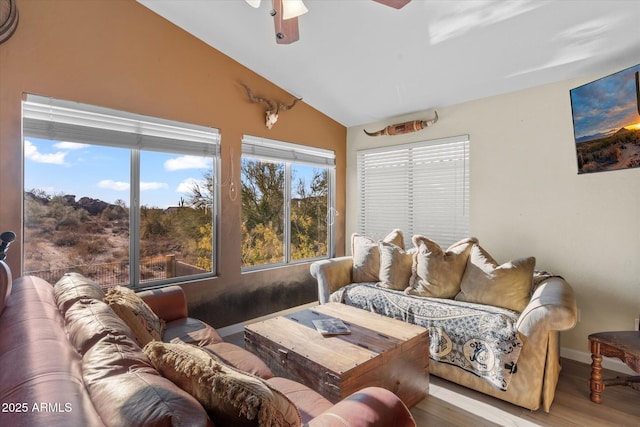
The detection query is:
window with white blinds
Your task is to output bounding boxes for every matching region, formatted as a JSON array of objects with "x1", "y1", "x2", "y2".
[
  {"x1": 22, "y1": 95, "x2": 219, "y2": 155},
  {"x1": 357, "y1": 135, "x2": 469, "y2": 248},
  {"x1": 241, "y1": 135, "x2": 336, "y2": 167},
  {"x1": 241, "y1": 135, "x2": 336, "y2": 269},
  {"x1": 22, "y1": 95, "x2": 220, "y2": 288}
]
